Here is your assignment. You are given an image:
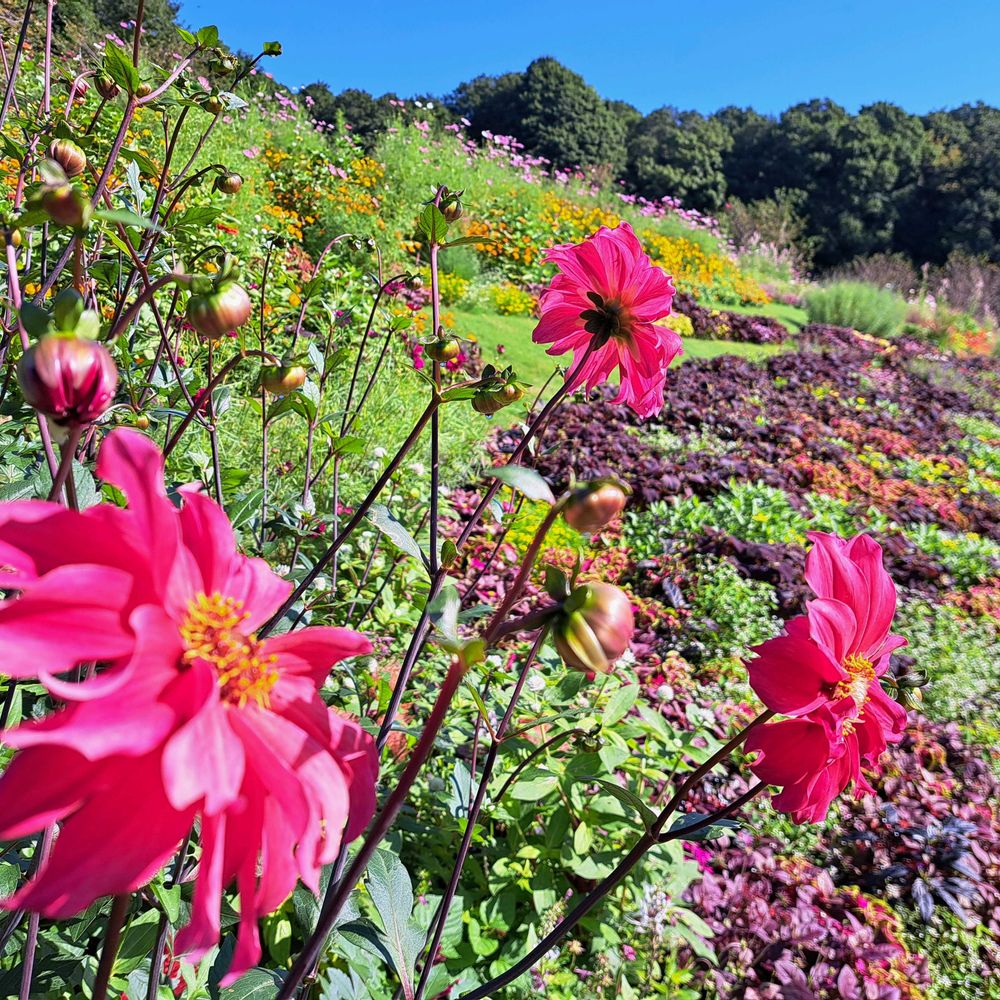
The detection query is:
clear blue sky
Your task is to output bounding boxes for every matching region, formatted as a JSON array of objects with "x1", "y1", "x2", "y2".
[{"x1": 177, "y1": 0, "x2": 1000, "y2": 116}]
